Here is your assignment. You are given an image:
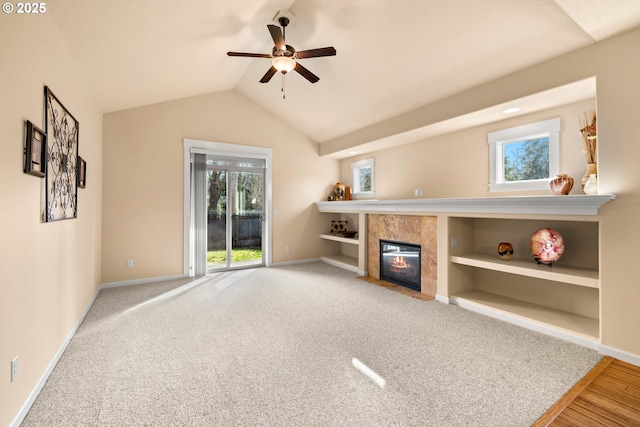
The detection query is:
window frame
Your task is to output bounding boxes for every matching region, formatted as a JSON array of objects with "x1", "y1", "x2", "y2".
[
  {"x1": 488, "y1": 117, "x2": 561, "y2": 192},
  {"x1": 350, "y1": 158, "x2": 375, "y2": 199}
]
